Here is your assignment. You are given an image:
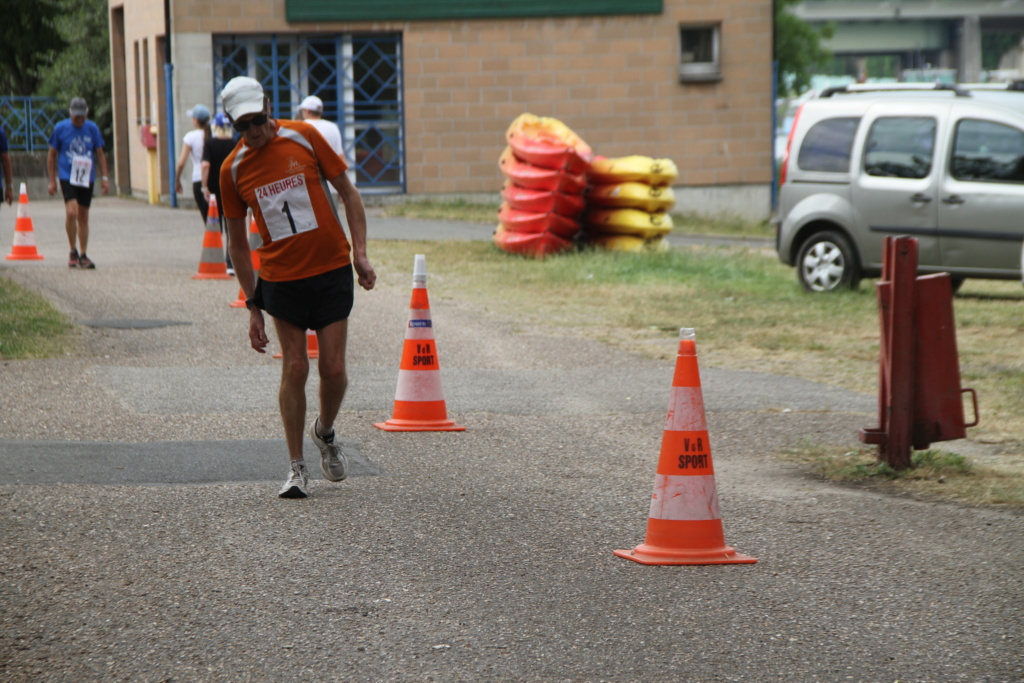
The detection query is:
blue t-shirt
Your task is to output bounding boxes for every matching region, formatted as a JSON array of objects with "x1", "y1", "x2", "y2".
[{"x1": 49, "y1": 119, "x2": 105, "y2": 183}]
